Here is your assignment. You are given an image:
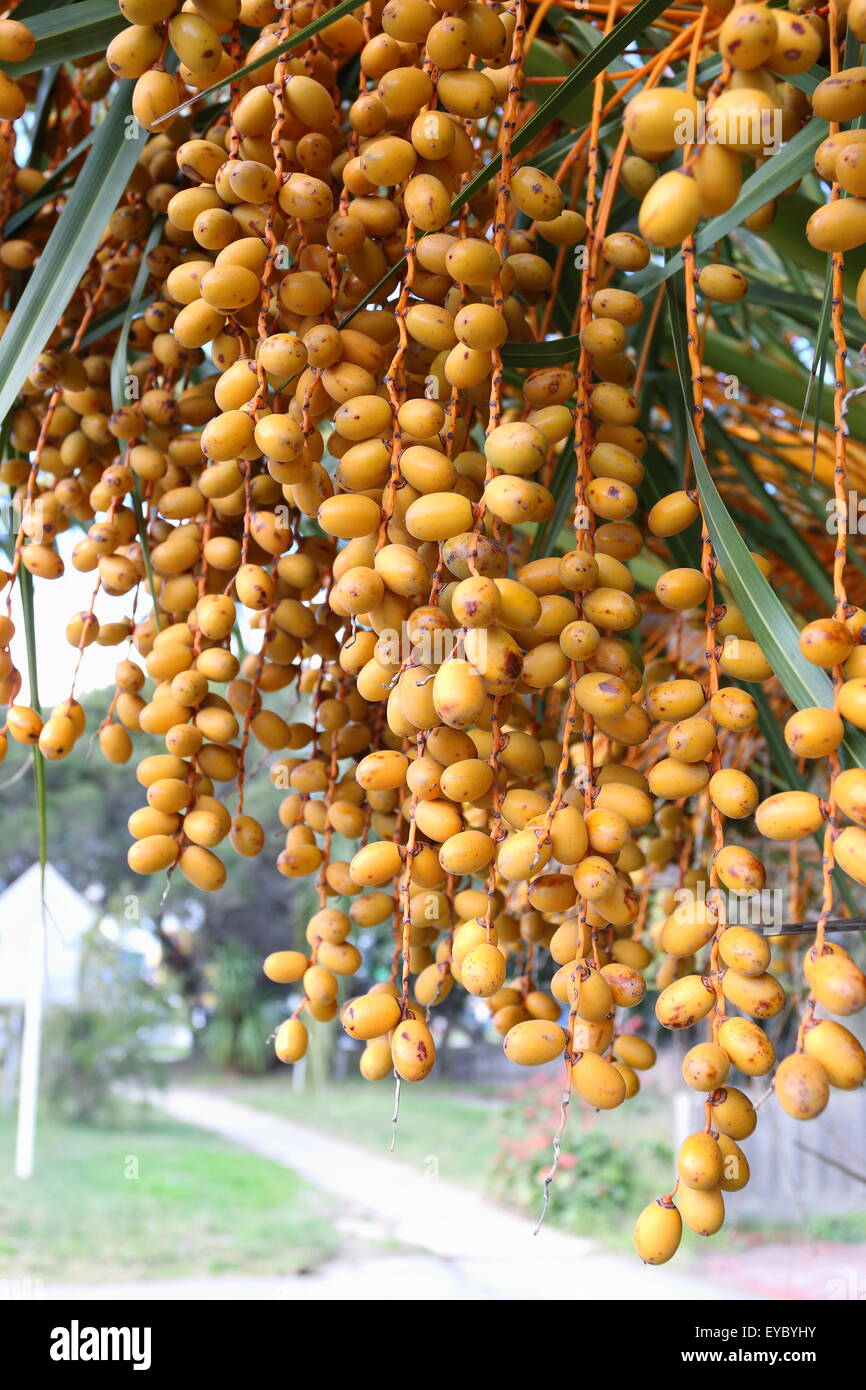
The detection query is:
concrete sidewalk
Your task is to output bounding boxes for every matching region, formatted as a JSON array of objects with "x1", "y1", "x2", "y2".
[{"x1": 128, "y1": 1084, "x2": 747, "y2": 1301}]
